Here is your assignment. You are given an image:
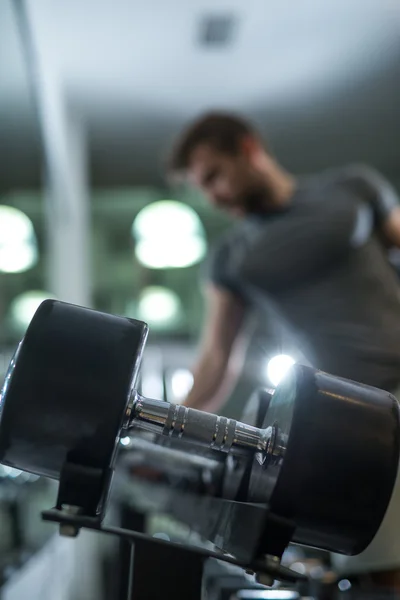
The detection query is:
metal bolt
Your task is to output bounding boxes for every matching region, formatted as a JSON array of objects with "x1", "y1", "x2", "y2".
[
  {"x1": 59, "y1": 523, "x2": 80, "y2": 538},
  {"x1": 58, "y1": 504, "x2": 82, "y2": 538},
  {"x1": 255, "y1": 554, "x2": 281, "y2": 587},
  {"x1": 255, "y1": 572, "x2": 274, "y2": 587}
]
